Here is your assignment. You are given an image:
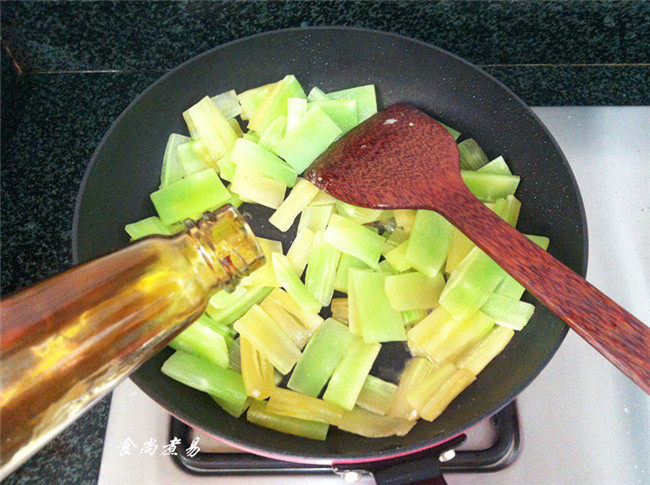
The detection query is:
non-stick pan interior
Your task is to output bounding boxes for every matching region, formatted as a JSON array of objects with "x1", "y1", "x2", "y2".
[{"x1": 73, "y1": 28, "x2": 586, "y2": 462}]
